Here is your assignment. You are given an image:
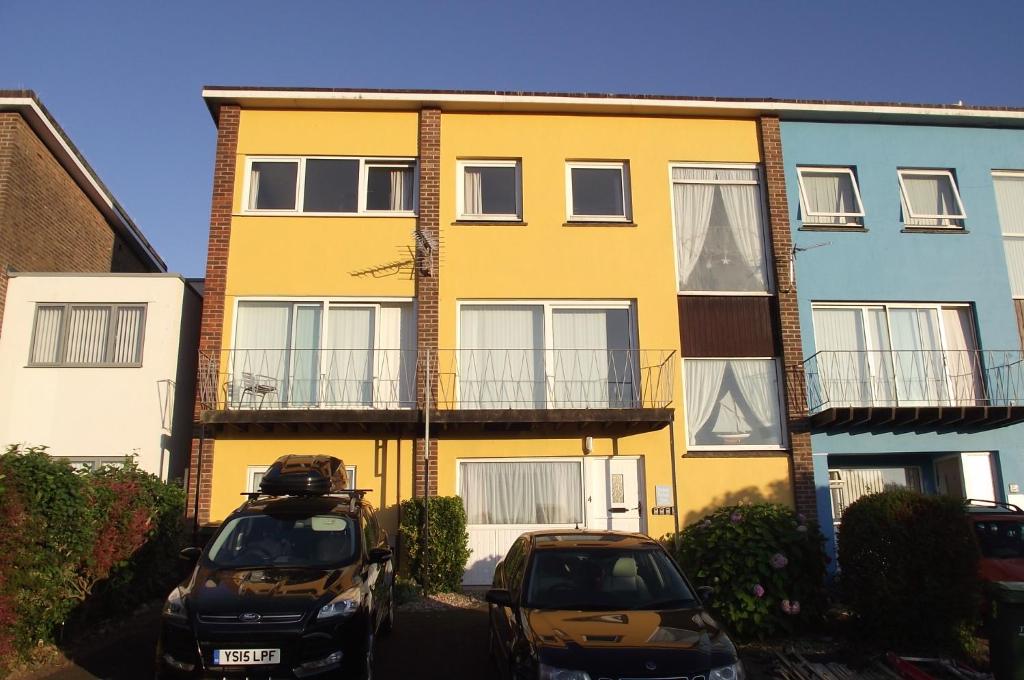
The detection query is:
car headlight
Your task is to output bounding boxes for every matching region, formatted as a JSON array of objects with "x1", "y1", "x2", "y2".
[
  {"x1": 162, "y1": 587, "x2": 187, "y2": 621},
  {"x1": 317, "y1": 586, "x2": 361, "y2": 619},
  {"x1": 710, "y1": 662, "x2": 744, "y2": 680},
  {"x1": 539, "y1": 664, "x2": 591, "y2": 680}
]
